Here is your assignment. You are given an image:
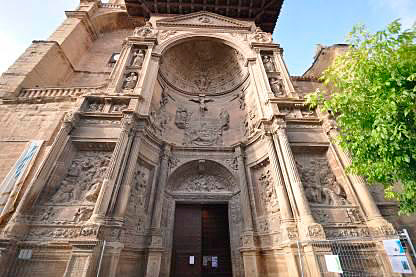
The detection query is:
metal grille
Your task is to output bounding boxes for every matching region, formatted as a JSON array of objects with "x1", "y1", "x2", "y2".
[{"x1": 297, "y1": 234, "x2": 415, "y2": 277}]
